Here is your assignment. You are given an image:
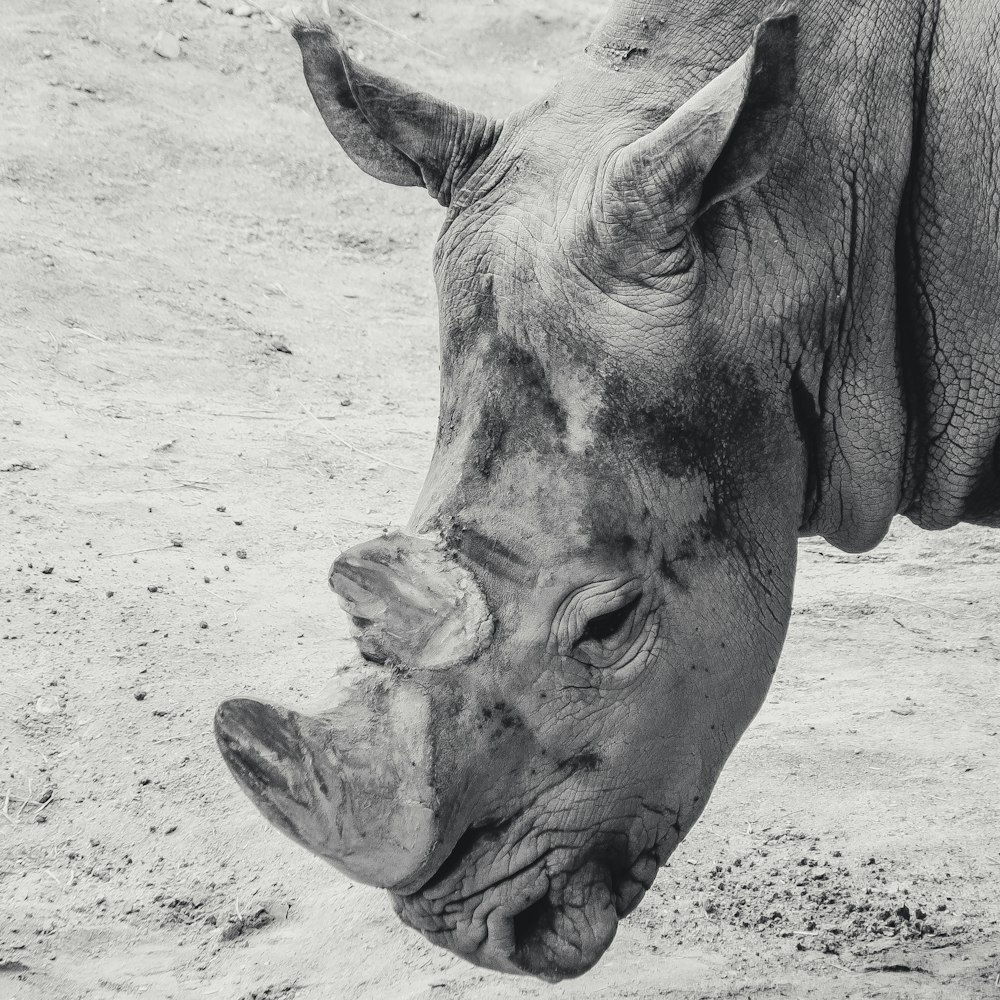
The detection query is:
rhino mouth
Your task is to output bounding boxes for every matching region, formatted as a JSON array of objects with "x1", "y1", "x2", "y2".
[{"x1": 392, "y1": 820, "x2": 664, "y2": 980}]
